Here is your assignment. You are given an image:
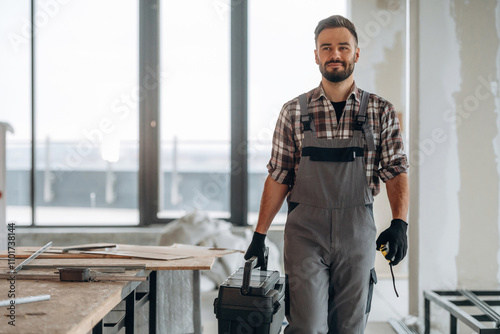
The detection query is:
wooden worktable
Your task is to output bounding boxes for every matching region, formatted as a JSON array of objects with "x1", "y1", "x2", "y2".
[{"x1": 0, "y1": 256, "x2": 216, "y2": 334}]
